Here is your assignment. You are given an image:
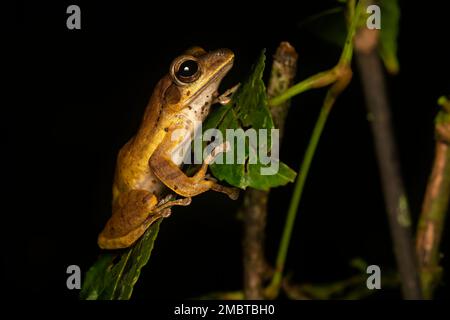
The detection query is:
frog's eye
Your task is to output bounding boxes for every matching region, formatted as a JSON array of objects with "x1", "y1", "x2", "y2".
[{"x1": 171, "y1": 56, "x2": 201, "y2": 85}]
